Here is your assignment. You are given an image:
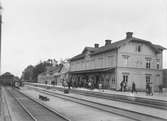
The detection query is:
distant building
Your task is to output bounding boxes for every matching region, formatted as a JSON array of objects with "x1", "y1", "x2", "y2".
[
  {"x1": 0, "y1": 72, "x2": 15, "y2": 86},
  {"x1": 69, "y1": 32, "x2": 166, "y2": 91},
  {"x1": 37, "y1": 72, "x2": 51, "y2": 84}
]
